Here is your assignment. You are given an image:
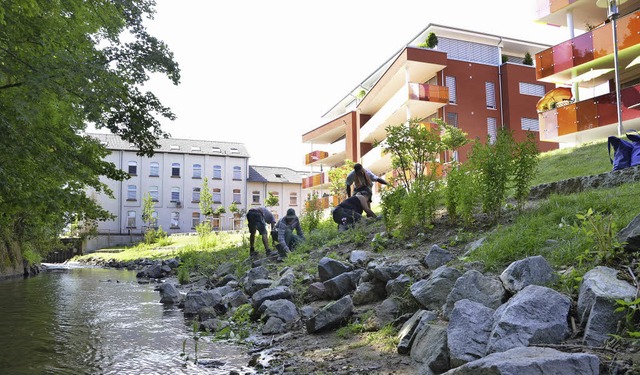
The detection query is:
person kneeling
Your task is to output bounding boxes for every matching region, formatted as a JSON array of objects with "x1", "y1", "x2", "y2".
[
  {"x1": 332, "y1": 191, "x2": 377, "y2": 231},
  {"x1": 274, "y1": 208, "x2": 305, "y2": 258}
]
